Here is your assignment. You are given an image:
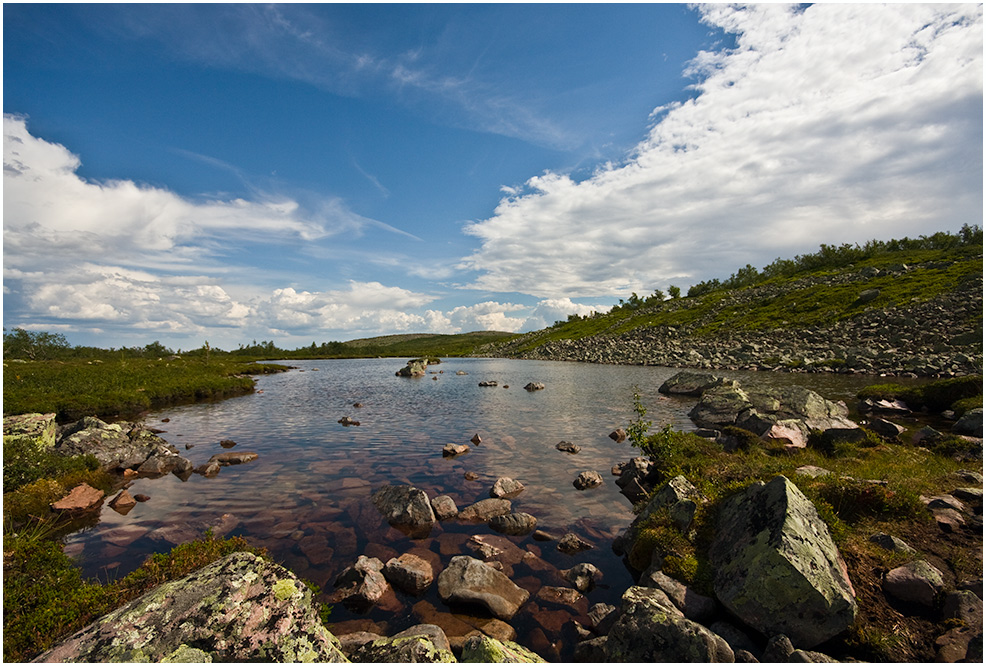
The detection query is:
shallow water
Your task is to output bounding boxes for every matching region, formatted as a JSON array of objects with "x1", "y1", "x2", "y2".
[{"x1": 63, "y1": 358, "x2": 924, "y2": 659}]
